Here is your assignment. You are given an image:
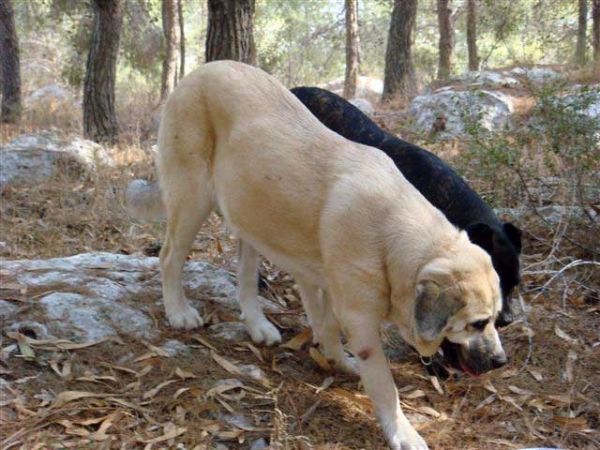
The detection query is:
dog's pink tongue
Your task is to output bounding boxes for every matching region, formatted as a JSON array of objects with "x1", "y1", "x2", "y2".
[{"x1": 460, "y1": 363, "x2": 481, "y2": 377}]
